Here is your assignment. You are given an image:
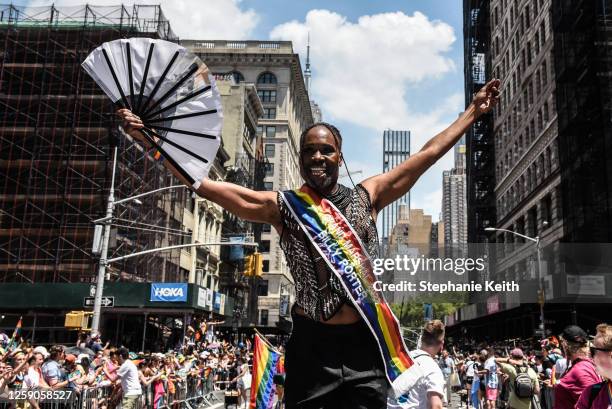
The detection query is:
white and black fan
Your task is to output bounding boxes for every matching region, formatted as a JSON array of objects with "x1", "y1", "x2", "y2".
[{"x1": 82, "y1": 38, "x2": 223, "y2": 189}]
